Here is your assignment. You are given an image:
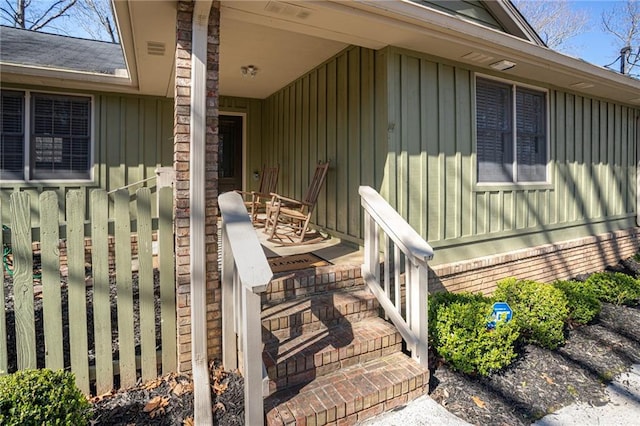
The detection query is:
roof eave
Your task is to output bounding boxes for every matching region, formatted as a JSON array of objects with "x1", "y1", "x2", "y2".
[{"x1": 0, "y1": 62, "x2": 138, "y2": 94}]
